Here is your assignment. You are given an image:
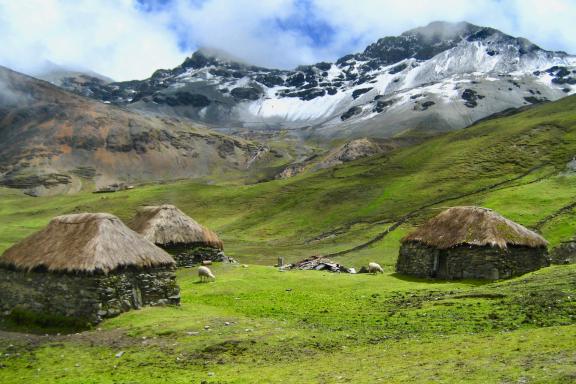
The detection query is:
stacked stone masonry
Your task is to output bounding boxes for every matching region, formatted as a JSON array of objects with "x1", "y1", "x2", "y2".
[
  {"x1": 163, "y1": 243, "x2": 235, "y2": 267},
  {"x1": 396, "y1": 242, "x2": 549, "y2": 280},
  {"x1": 551, "y1": 241, "x2": 576, "y2": 265},
  {"x1": 0, "y1": 266, "x2": 180, "y2": 324}
]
